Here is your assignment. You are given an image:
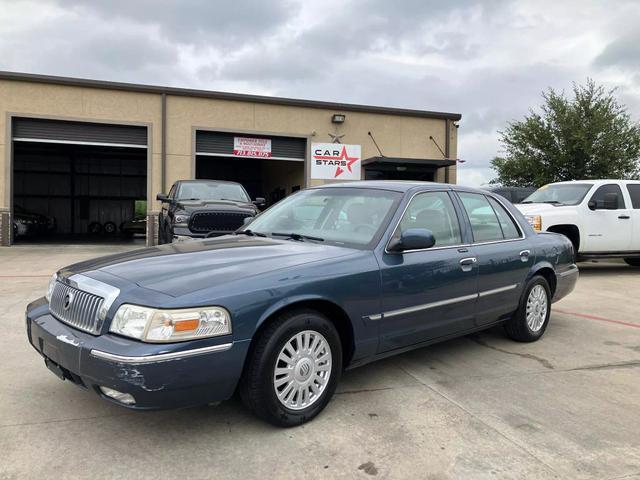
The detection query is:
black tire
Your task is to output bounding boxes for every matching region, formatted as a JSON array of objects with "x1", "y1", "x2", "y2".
[
  {"x1": 624, "y1": 258, "x2": 640, "y2": 267},
  {"x1": 504, "y1": 276, "x2": 551, "y2": 342},
  {"x1": 88, "y1": 222, "x2": 102, "y2": 235},
  {"x1": 103, "y1": 221, "x2": 117, "y2": 235},
  {"x1": 239, "y1": 309, "x2": 342, "y2": 427}
]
